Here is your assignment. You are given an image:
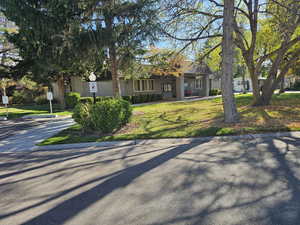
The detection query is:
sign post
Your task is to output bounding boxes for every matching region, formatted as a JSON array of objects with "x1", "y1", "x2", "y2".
[
  {"x1": 89, "y1": 82, "x2": 98, "y2": 104},
  {"x1": 47, "y1": 92, "x2": 53, "y2": 114},
  {"x1": 2, "y1": 96, "x2": 8, "y2": 120},
  {"x1": 88, "y1": 72, "x2": 97, "y2": 104}
]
